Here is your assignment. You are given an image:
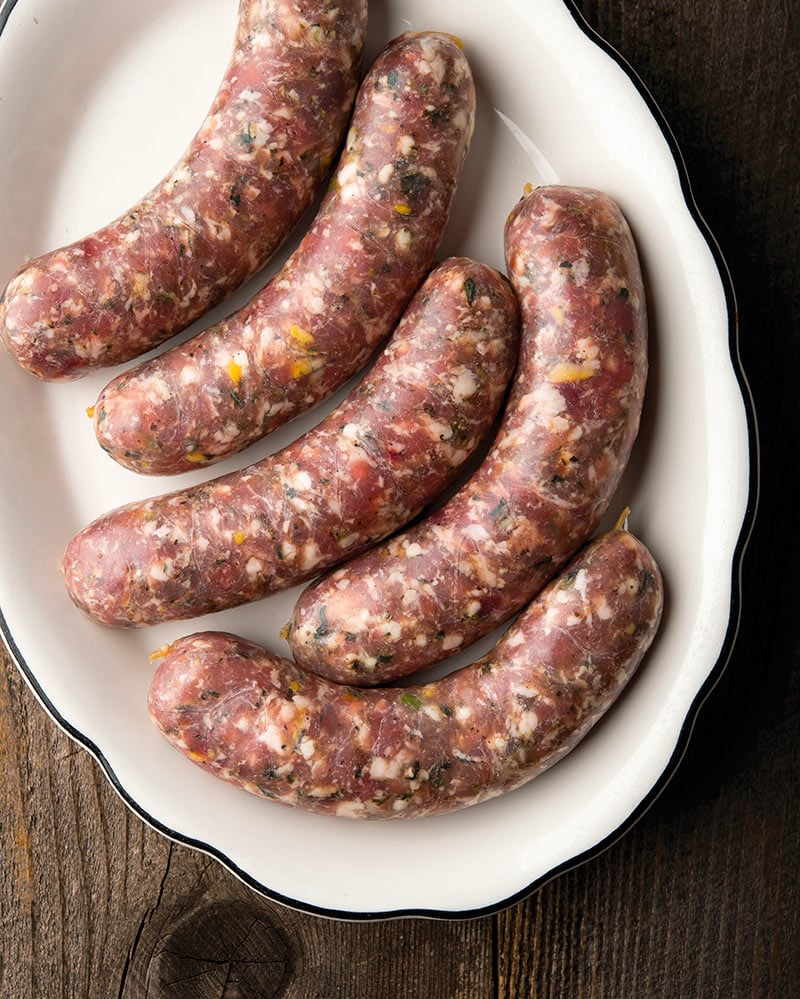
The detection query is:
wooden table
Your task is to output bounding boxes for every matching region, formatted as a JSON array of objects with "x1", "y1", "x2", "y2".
[{"x1": 1, "y1": 1, "x2": 796, "y2": 995}]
